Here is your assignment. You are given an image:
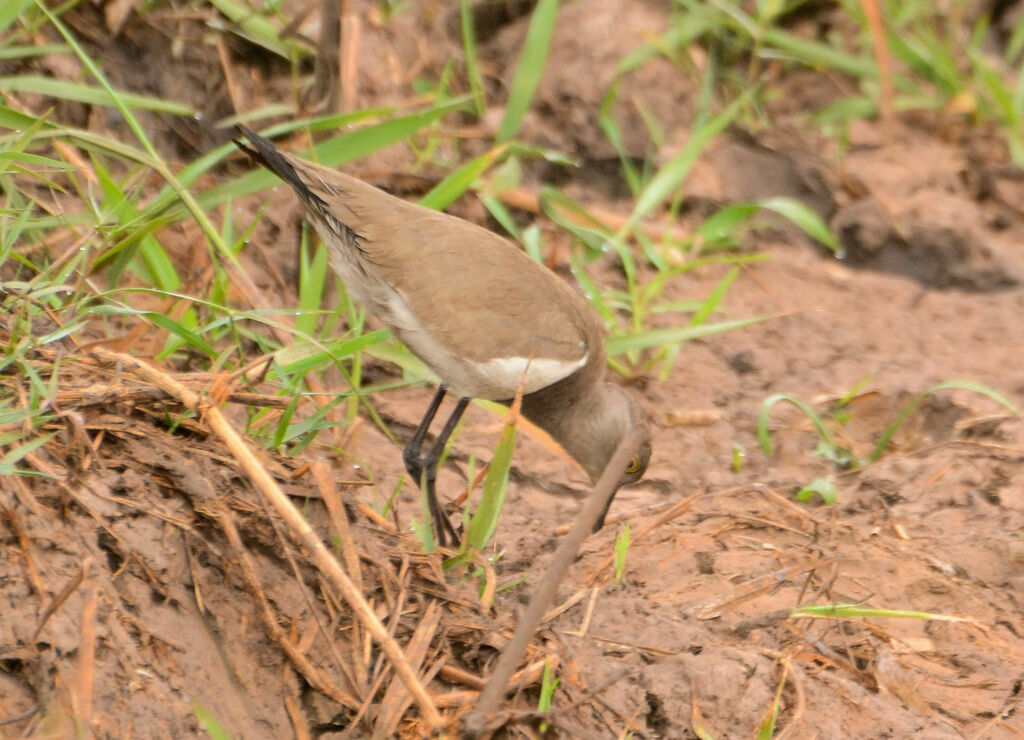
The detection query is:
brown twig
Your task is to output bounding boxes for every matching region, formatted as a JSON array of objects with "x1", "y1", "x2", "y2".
[
  {"x1": 438, "y1": 664, "x2": 486, "y2": 691},
  {"x1": 860, "y1": 0, "x2": 895, "y2": 132},
  {"x1": 461, "y1": 426, "x2": 644, "y2": 736},
  {"x1": 311, "y1": 0, "x2": 340, "y2": 110},
  {"x1": 311, "y1": 459, "x2": 363, "y2": 589},
  {"x1": 89, "y1": 347, "x2": 443, "y2": 729},
  {"x1": 341, "y1": 561, "x2": 415, "y2": 736},
  {"x1": 577, "y1": 586, "x2": 599, "y2": 634},
  {"x1": 215, "y1": 33, "x2": 243, "y2": 115},
  {"x1": 540, "y1": 588, "x2": 589, "y2": 623},
  {"x1": 53, "y1": 382, "x2": 289, "y2": 409},
  {"x1": 375, "y1": 601, "x2": 443, "y2": 736},
  {"x1": 585, "y1": 489, "x2": 704, "y2": 585},
  {"x1": 310, "y1": 458, "x2": 368, "y2": 691},
  {"x1": 340, "y1": 0, "x2": 360, "y2": 111},
  {"x1": 687, "y1": 558, "x2": 824, "y2": 621},
  {"x1": 73, "y1": 578, "x2": 99, "y2": 735},
  {"x1": 216, "y1": 500, "x2": 362, "y2": 709},
  {"x1": 0, "y1": 495, "x2": 44, "y2": 595},
  {"x1": 32, "y1": 558, "x2": 92, "y2": 643},
  {"x1": 560, "y1": 632, "x2": 678, "y2": 658},
  {"x1": 774, "y1": 654, "x2": 807, "y2": 740}
]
